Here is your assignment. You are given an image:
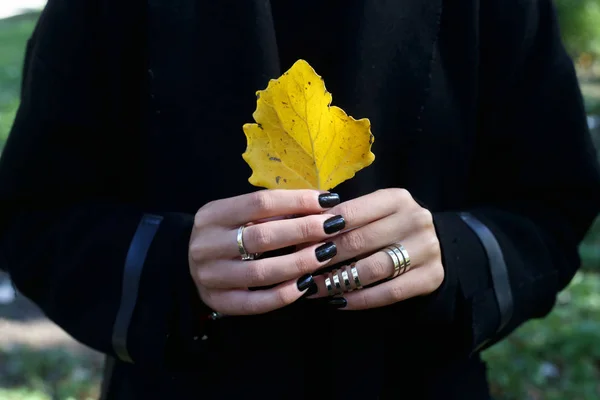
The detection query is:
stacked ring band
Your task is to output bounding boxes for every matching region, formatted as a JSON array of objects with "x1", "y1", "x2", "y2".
[
  {"x1": 384, "y1": 243, "x2": 411, "y2": 278},
  {"x1": 324, "y1": 263, "x2": 362, "y2": 295}
]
